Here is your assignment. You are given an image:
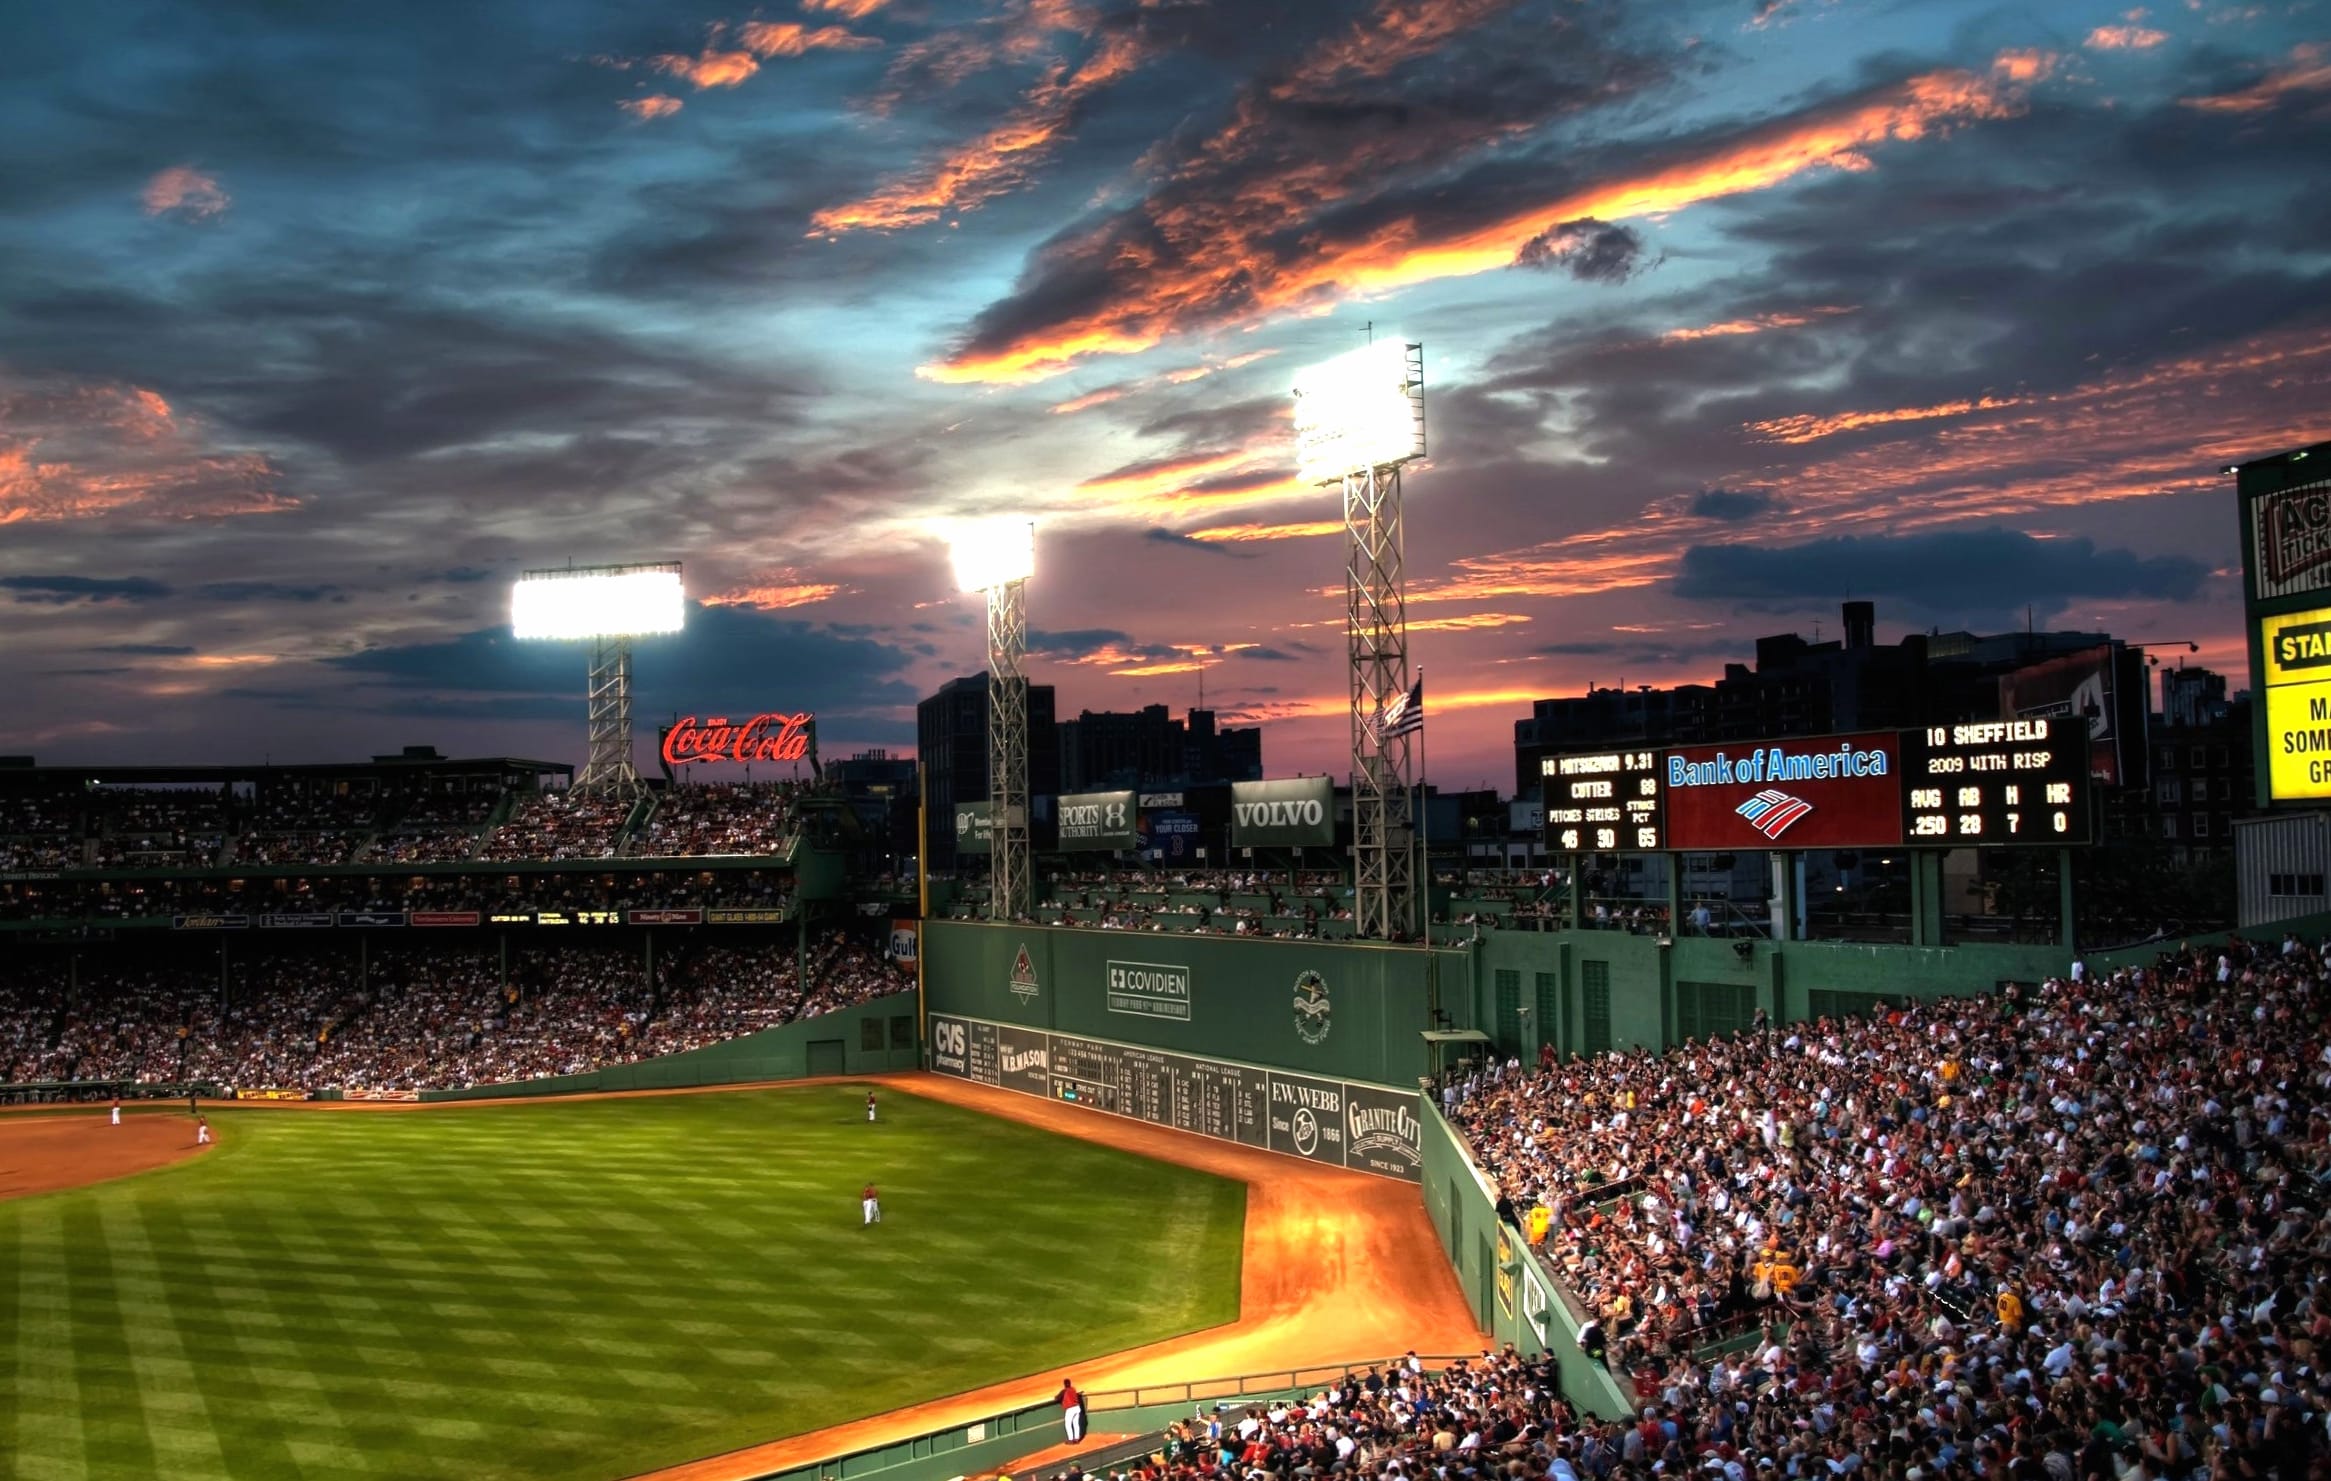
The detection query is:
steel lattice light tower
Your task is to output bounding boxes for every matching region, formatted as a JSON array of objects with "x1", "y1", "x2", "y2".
[
  {"x1": 511, "y1": 562, "x2": 685, "y2": 794},
  {"x1": 951, "y1": 520, "x2": 1037, "y2": 922},
  {"x1": 1293, "y1": 341, "x2": 1426, "y2": 940}
]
